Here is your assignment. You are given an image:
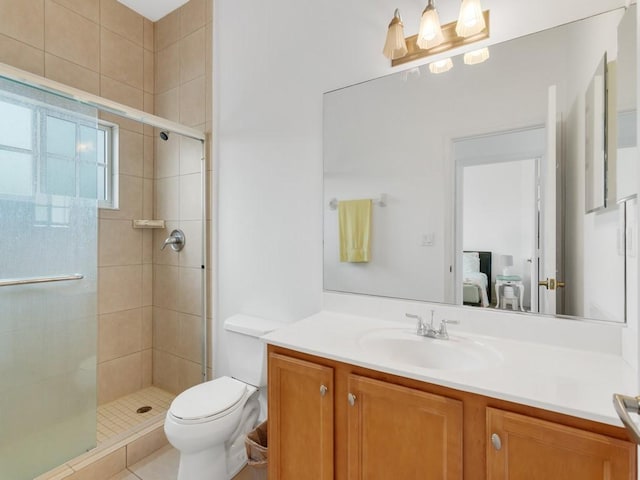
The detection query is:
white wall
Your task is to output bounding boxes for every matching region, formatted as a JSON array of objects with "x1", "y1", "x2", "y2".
[
  {"x1": 463, "y1": 159, "x2": 536, "y2": 308},
  {"x1": 213, "y1": 0, "x2": 630, "y2": 377}
]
